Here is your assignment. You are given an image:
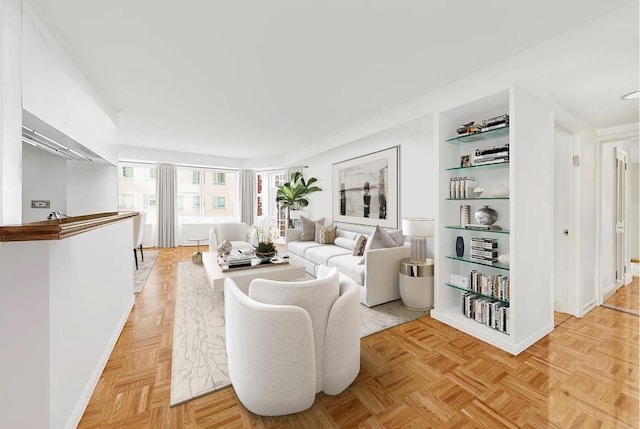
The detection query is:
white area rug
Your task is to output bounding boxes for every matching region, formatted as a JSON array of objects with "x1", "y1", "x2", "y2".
[
  {"x1": 134, "y1": 250, "x2": 158, "y2": 293},
  {"x1": 170, "y1": 261, "x2": 429, "y2": 406}
]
